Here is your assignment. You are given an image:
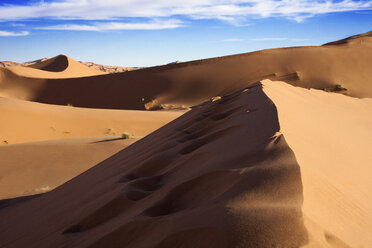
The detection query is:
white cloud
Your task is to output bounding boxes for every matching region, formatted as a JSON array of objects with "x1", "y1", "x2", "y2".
[
  {"x1": 252, "y1": 37, "x2": 288, "y2": 41},
  {"x1": 39, "y1": 19, "x2": 183, "y2": 31},
  {"x1": 222, "y1": 38, "x2": 243, "y2": 42},
  {"x1": 0, "y1": 30, "x2": 29, "y2": 36},
  {"x1": 0, "y1": 0, "x2": 371, "y2": 26}
]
